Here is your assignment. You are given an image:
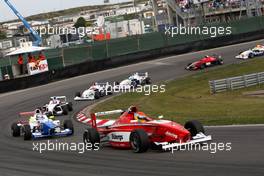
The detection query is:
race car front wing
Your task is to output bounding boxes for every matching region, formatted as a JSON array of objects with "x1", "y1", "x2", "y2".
[
  {"x1": 31, "y1": 129, "x2": 73, "y2": 139},
  {"x1": 154, "y1": 132, "x2": 212, "y2": 150}
]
